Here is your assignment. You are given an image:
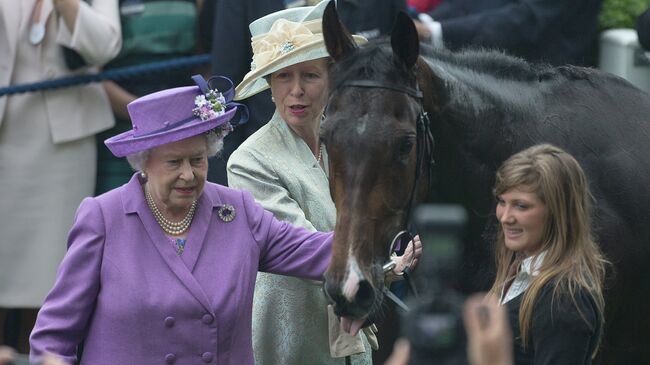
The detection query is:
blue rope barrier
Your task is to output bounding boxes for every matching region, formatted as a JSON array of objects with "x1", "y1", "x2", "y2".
[{"x1": 0, "y1": 54, "x2": 211, "y2": 97}]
